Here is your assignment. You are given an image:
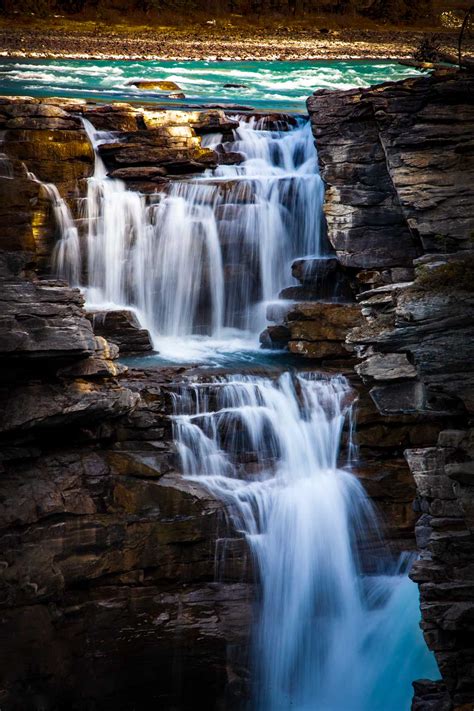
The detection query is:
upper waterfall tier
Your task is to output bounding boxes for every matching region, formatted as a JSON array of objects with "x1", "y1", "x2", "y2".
[{"x1": 54, "y1": 115, "x2": 325, "y2": 360}]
